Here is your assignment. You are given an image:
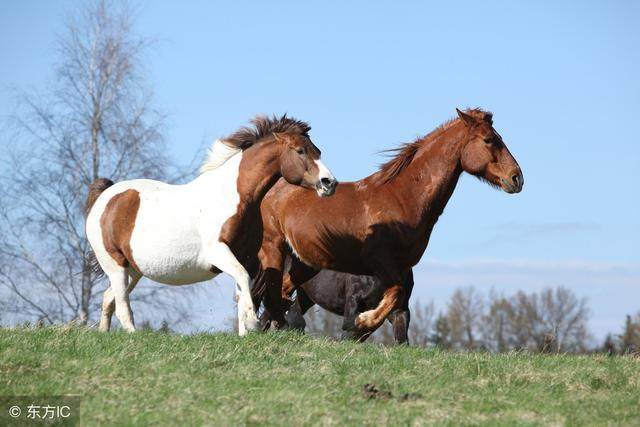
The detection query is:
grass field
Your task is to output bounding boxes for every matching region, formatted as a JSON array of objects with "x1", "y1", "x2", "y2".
[{"x1": 0, "y1": 327, "x2": 639, "y2": 426}]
